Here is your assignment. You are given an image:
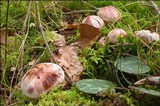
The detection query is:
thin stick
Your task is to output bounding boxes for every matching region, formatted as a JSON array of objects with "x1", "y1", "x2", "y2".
[
  {"x1": 35, "y1": 1, "x2": 55, "y2": 62},
  {"x1": 64, "y1": 10, "x2": 97, "y2": 15},
  {"x1": 8, "y1": 1, "x2": 32, "y2": 104},
  {"x1": 22, "y1": 0, "x2": 32, "y2": 34},
  {"x1": 149, "y1": 0, "x2": 160, "y2": 15},
  {"x1": 2, "y1": 0, "x2": 10, "y2": 105},
  {"x1": 81, "y1": 0, "x2": 99, "y2": 10}
]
